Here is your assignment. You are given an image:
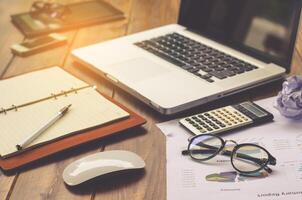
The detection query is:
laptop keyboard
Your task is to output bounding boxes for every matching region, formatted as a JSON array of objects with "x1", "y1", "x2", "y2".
[{"x1": 134, "y1": 33, "x2": 258, "y2": 83}]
